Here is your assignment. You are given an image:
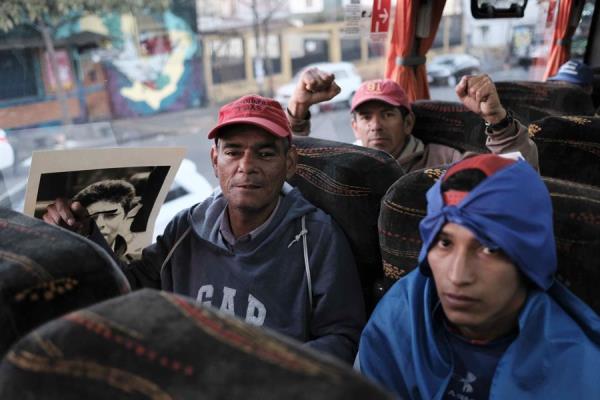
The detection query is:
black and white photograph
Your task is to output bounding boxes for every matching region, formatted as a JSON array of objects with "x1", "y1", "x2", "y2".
[{"x1": 24, "y1": 147, "x2": 185, "y2": 261}]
